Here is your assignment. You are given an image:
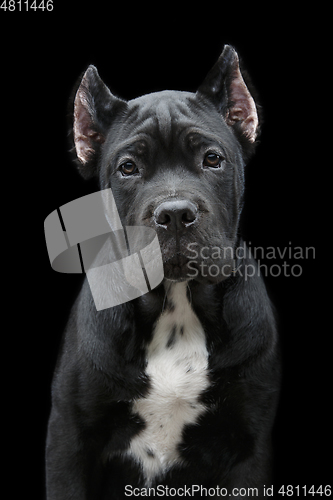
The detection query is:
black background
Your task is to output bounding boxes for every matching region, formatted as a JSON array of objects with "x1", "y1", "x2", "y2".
[{"x1": 3, "y1": 5, "x2": 327, "y2": 498}]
